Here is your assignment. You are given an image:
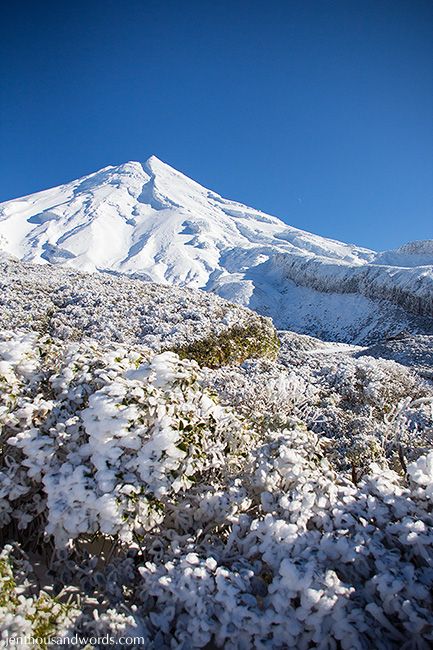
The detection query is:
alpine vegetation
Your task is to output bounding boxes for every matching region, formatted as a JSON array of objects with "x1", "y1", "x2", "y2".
[{"x1": 1, "y1": 267, "x2": 433, "y2": 648}]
